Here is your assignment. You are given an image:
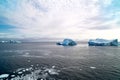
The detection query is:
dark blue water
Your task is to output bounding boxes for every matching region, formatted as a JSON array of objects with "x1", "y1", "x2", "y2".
[{"x1": 0, "y1": 42, "x2": 120, "y2": 80}]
